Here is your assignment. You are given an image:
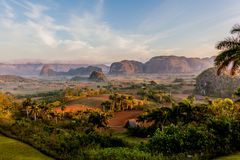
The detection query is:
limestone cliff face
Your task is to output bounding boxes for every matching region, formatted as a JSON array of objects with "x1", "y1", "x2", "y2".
[
  {"x1": 144, "y1": 56, "x2": 191, "y2": 73},
  {"x1": 67, "y1": 66, "x2": 102, "y2": 76},
  {"x1": 144, "y1": 56, "x2": 214, "y2": 74},
  {"x1": 39, "y1": 65, "x2": 57, "y2": 76},
  {"x1": 195, "y1": 67, "x2": 240, "y2": 97},
  {"x1": 109, "y1": 60, "x2": 144, "y2": 75},
  {"x1": 89, "y1": 71, "x2": 107, "y2": 82},
  {"x1": 109, "y1": 56, "x2": 214, "y2": 75}
]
